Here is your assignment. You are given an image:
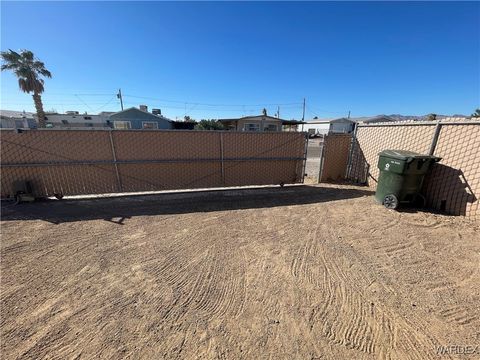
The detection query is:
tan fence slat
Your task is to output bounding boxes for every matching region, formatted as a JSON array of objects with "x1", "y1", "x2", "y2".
[
  {"x1": 0, "y1": 129, "x2": 307, "y2": 198},
  {"x1": 340, "y1": 120, "x2": 480, "y2": 220}
]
